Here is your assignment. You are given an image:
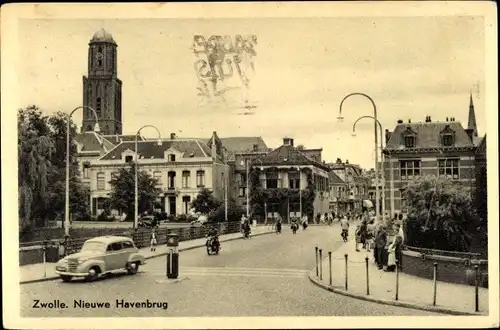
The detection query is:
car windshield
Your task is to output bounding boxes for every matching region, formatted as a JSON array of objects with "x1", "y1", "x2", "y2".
[{"x1": 81, "y1": 241, "x2": 106, "y2": 252}]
